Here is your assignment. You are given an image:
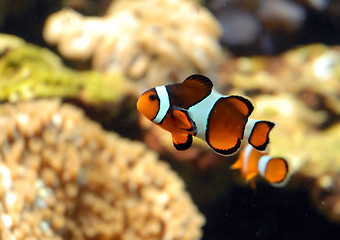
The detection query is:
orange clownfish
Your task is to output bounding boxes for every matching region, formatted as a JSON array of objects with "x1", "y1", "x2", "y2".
[
  {"x1": 232, "y1": 144, "x2": 289, "y2": 187},
  {"x1": 137, "y1": 74, "x2": 275, "y2": 156}
]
